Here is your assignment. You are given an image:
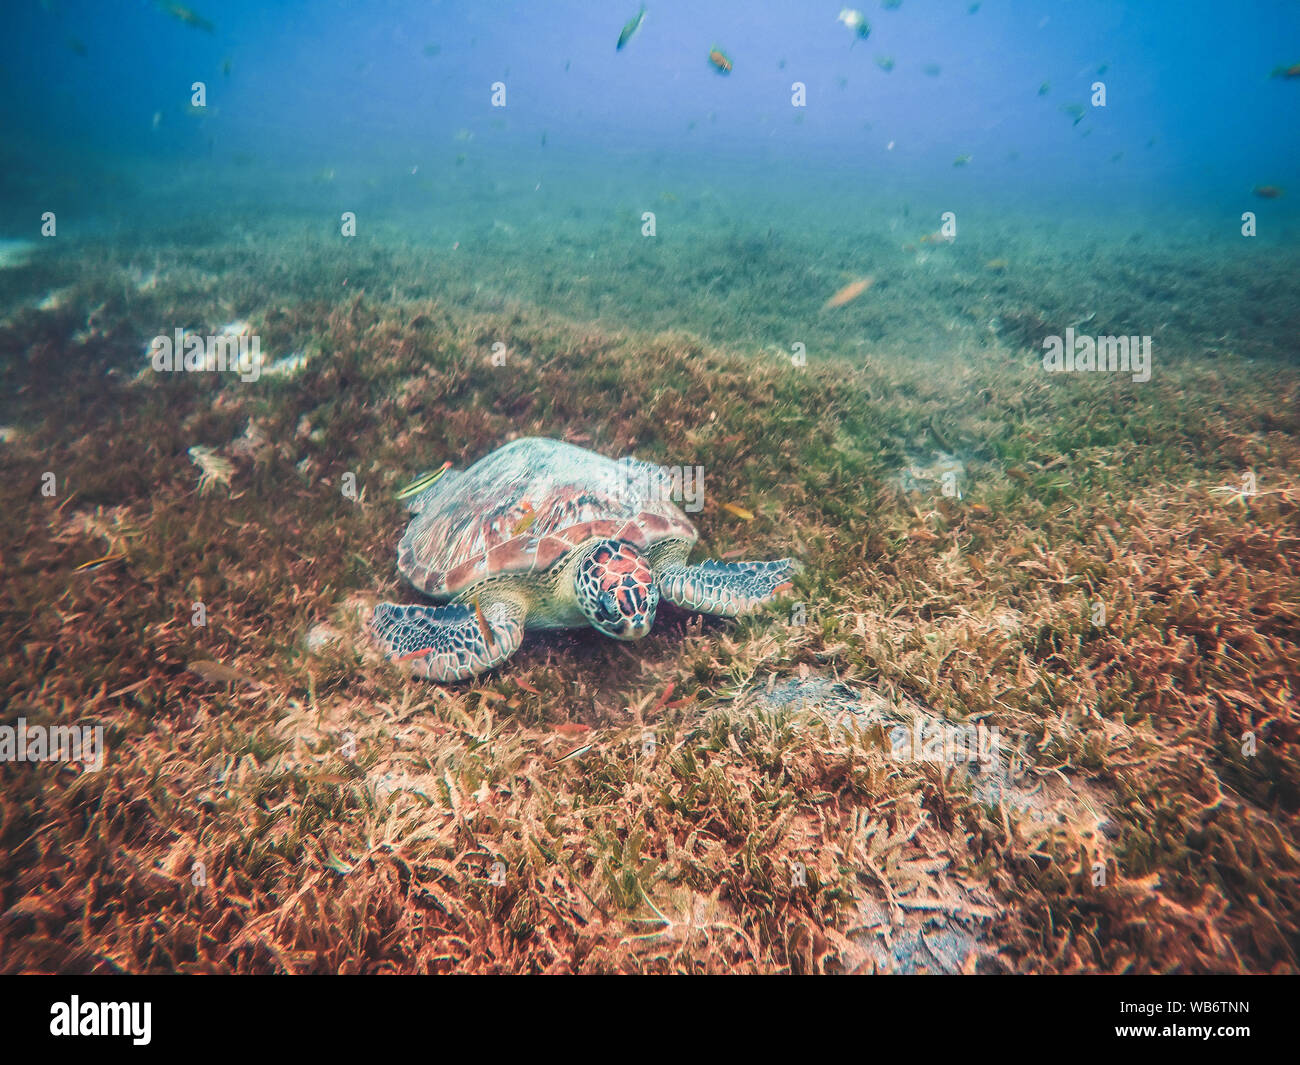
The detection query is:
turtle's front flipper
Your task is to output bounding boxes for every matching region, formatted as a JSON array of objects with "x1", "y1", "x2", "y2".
[
  {"x1": 371, "y1": 595, "x2": 526, "y2": 681},
  {"x1": 657, "y1": 558, "x2": 800, "y2": 616}
]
